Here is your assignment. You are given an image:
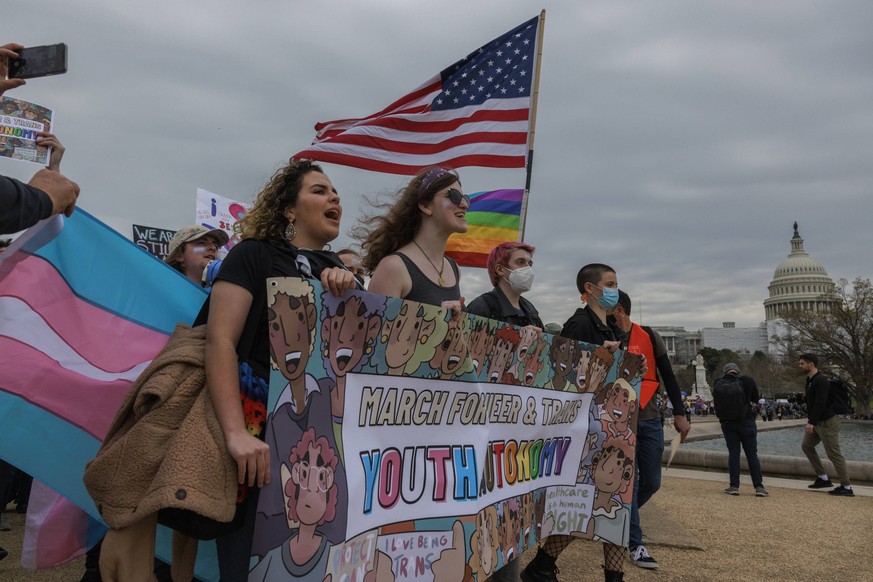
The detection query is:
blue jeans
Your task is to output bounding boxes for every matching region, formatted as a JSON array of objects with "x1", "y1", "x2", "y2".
[
  {"x1": 721, "y1": 419, "x2": 764, "y2": 488},
  {"x1": 629, "y1": 418, "x2": 664, "y2": 549}
]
